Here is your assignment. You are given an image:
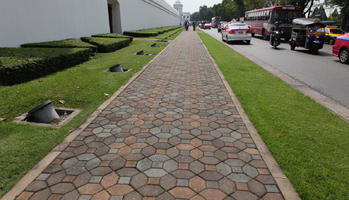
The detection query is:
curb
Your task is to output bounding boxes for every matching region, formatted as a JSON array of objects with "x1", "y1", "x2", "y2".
[
  {"x1": 1, "y1": 35, "x2": 180, "y2": 200},
  {"x1": 197, "y1": 32, "x2": 301, "y2": 200}
]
